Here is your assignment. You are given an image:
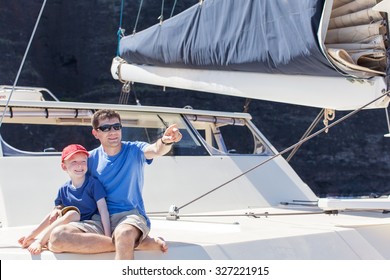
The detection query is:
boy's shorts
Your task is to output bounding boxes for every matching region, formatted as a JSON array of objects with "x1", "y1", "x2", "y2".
[{"x1": 70, "y1": 209, "x2": 150, "y2": 246}]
